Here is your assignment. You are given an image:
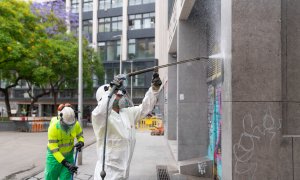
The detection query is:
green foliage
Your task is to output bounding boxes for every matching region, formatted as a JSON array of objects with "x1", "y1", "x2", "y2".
[
  {"x1": 0, "y1": 0, "x2": 104, "y2": 116},
  {"x1": 0, "y1": 0, "x2": 46, "y2": 79}
]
